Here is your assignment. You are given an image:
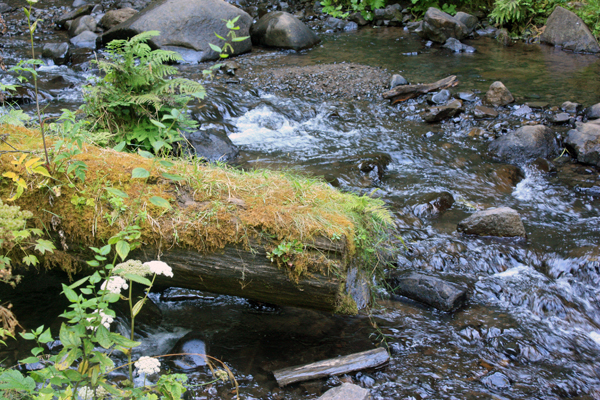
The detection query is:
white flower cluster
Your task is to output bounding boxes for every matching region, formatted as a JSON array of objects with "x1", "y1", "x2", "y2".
[
  {"x1": 115, "y1": 259, "x2": 151, "y2": 278},
  {"x1": 100, "y1": 276, "x2": 129, "y2": 294},
  {"x1": 77, "y1": 386, "x2": 108, "y2": 400},
  {"x1": 135, "y1": 356, "x2": 161, "y2": 375},
  {"x1": 86, "y1": 310, "x2": 113, "y2": 331},
  {"x1": 143, "y1": 260, "x2": 173, "y2": 278}
]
